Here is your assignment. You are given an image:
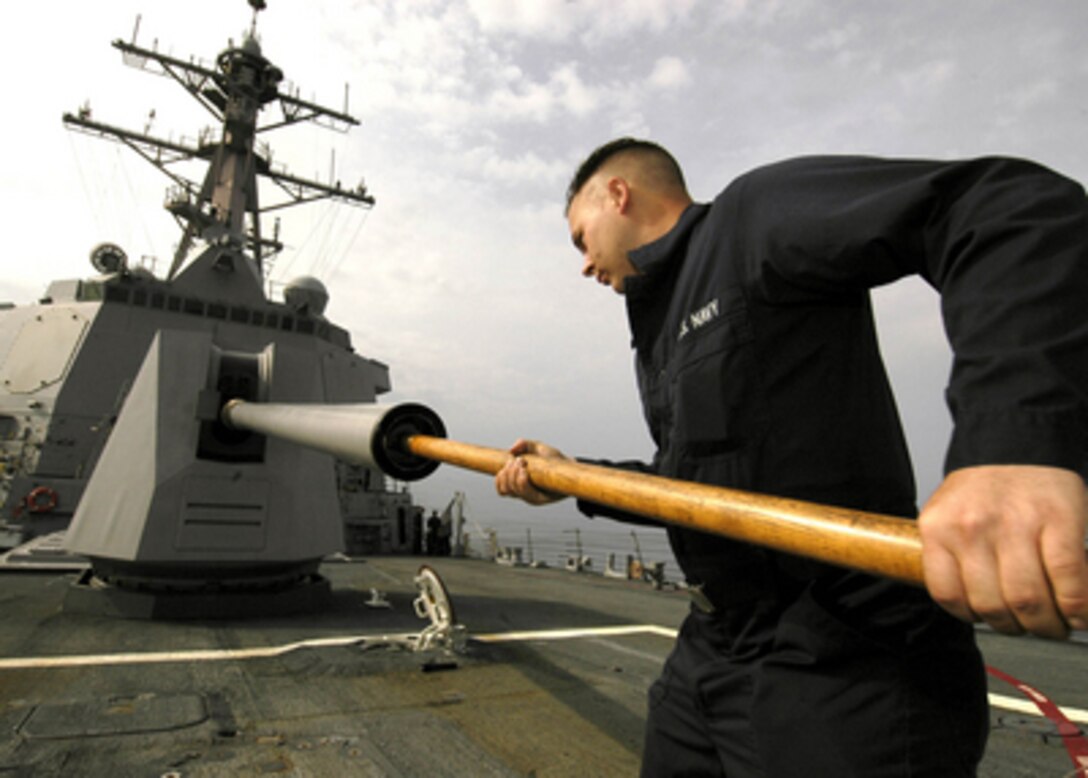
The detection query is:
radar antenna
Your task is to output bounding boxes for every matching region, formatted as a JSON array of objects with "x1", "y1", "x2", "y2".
[{"x1": 248, "y1": 0, "x2": 267, "y2": 38}]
